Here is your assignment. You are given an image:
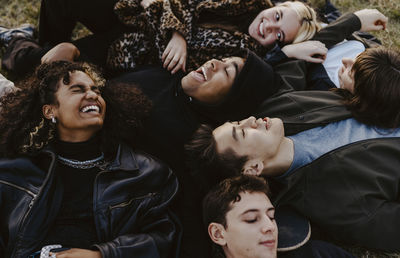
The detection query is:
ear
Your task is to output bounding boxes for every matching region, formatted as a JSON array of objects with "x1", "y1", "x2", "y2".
[
  {"x1": 208, "y1": 223, "x2": 227, "y2": 246},
  {"x1": 42, "y1": 104, "x2": 55, "y2": 120},
  {"x1": 242, "y1": 160, "x2": 264, "y2": 176}
]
